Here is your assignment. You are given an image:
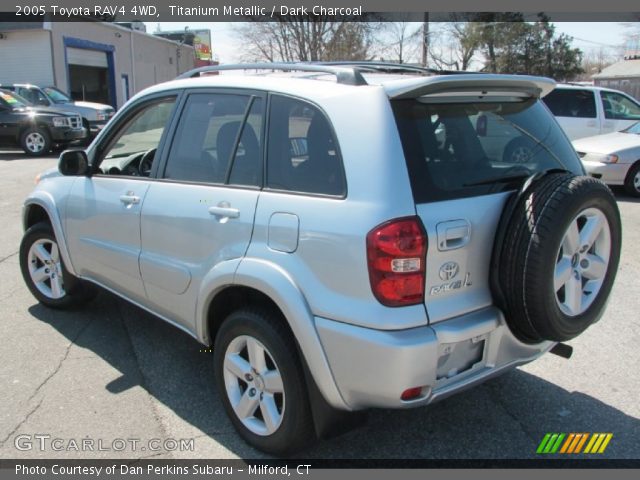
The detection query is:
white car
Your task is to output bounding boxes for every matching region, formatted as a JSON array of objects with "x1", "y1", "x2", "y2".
[
  {"x1": 573, "y1": 121, "x2": 640, "y2": 197},
  {"x1": 543, "y1": 84, "x2": 640, "y2": 140}
]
